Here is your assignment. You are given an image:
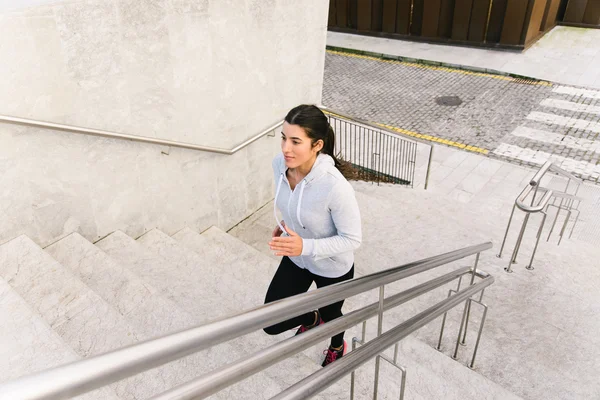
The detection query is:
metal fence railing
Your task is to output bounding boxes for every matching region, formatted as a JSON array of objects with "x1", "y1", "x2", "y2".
[{"x1": 324, "y1": 109, "x2": 432, "y2": 189}]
